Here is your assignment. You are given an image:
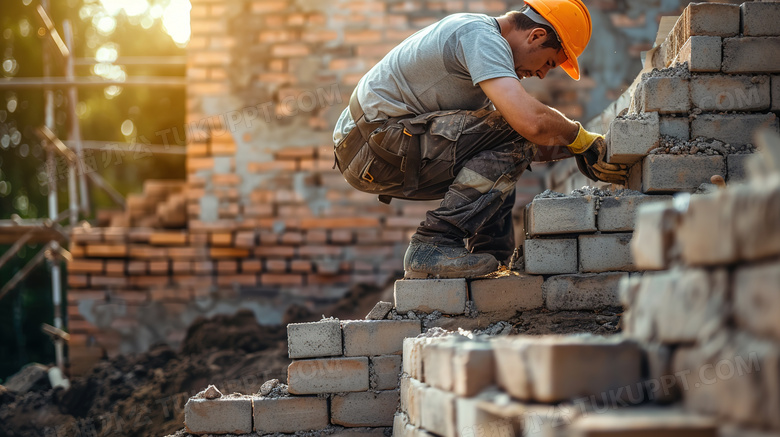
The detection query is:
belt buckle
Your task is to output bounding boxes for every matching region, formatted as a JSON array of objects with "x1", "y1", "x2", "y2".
[{"x1": 362, "y1": 171, "x2": 374, "y2": 182}]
